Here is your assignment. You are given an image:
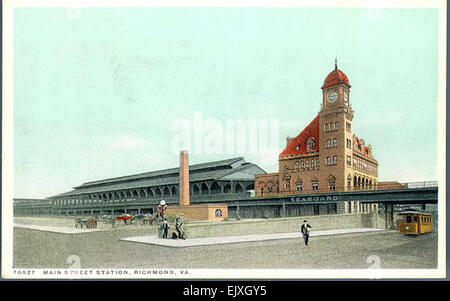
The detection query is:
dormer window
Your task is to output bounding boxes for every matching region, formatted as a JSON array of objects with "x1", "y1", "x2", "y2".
[
  {"x1": 306, "y1": 137, "x2": 315, "y2": 151},
  {"x1": 295, "y1": 144, "x2": 300, "y2": 151}
]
